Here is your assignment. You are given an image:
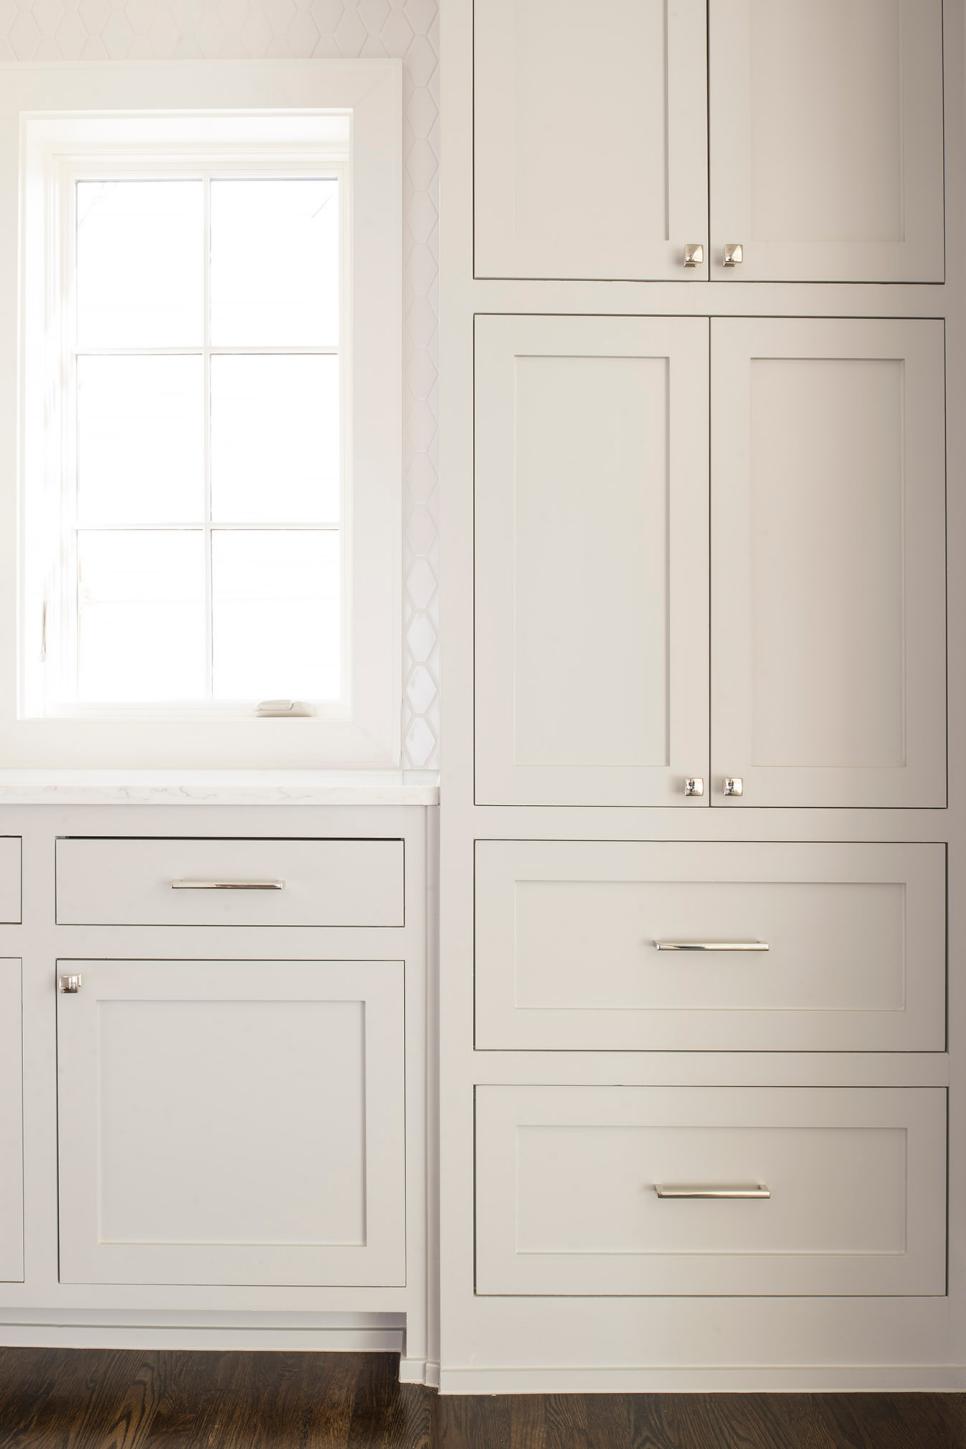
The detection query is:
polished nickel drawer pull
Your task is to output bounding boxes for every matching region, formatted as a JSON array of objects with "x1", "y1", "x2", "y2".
[
  {"x1": 655, "y1": 1184, "x2": 770, "y2": 1200},
  {"x1": 170, "y1": 879, "x2": 285, "y2": 891},
  {"x1": 653, "y1": 940, "x2": 769, "y2": 952}
]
